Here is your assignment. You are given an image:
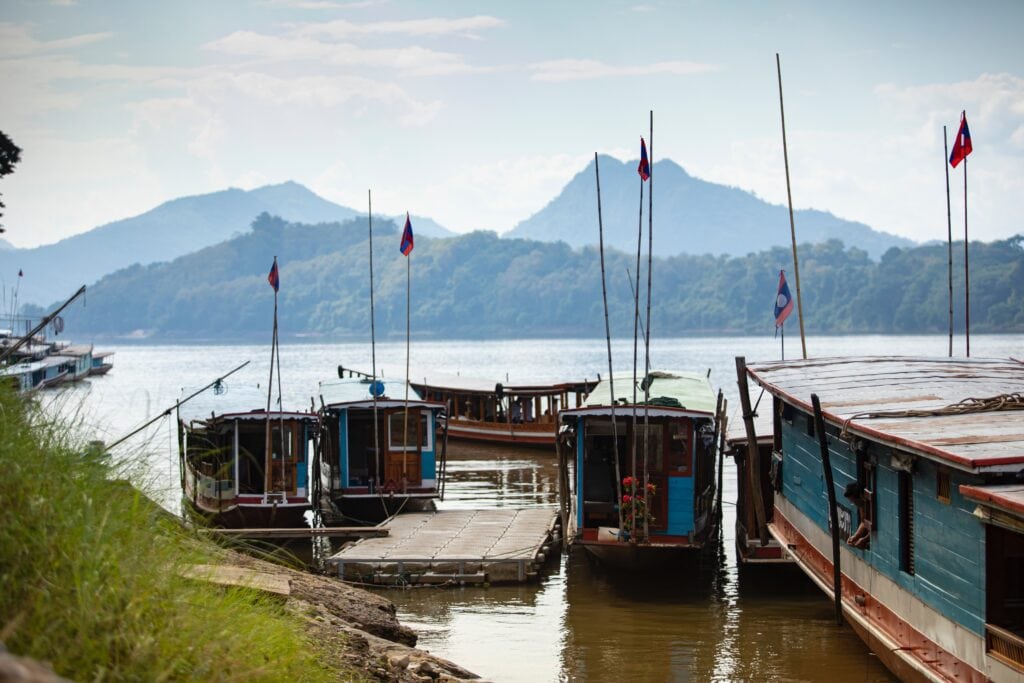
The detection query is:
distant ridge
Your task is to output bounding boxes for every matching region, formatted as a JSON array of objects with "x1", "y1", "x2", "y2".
[
  {"x1": 506, "y1": 156, "x2": 915, "y2": 259},
  {"x1": 3, "y1": 182, "x2": 379, "y2": 305}
]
